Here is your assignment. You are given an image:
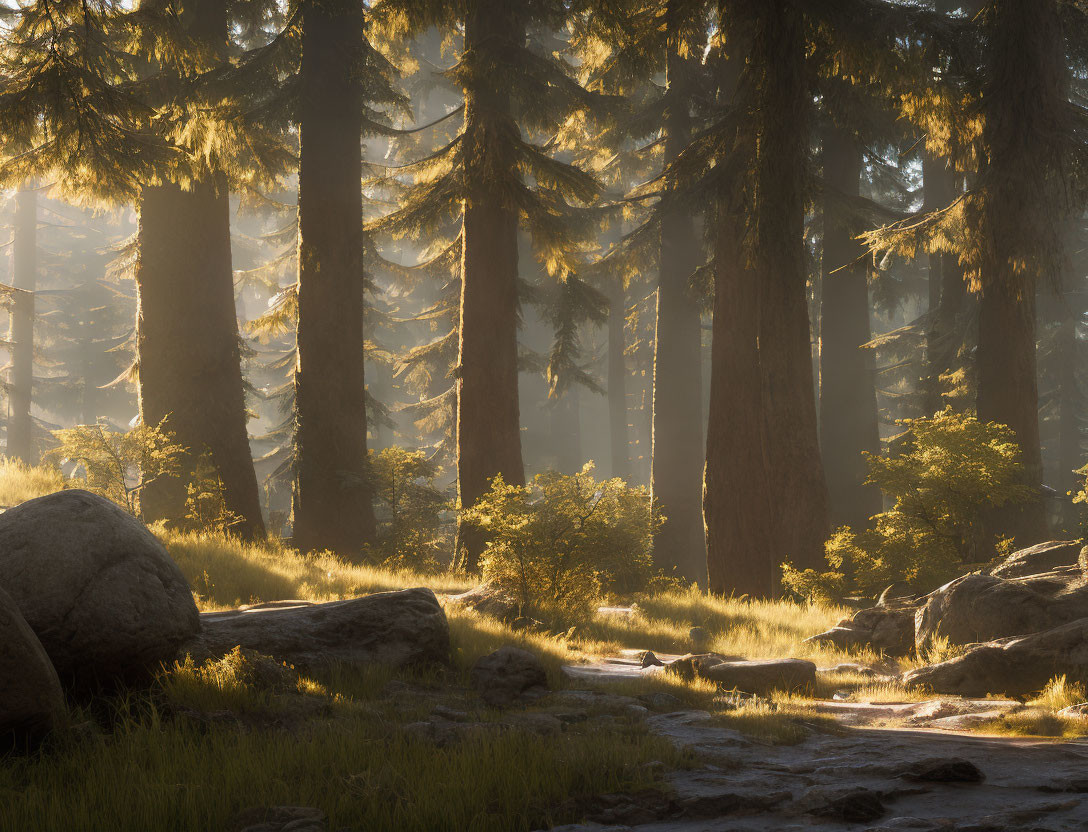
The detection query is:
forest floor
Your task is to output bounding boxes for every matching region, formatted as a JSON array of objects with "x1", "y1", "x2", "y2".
[{"x1": 4, "y1": 529, "x2": 1088, "y2": 831}]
